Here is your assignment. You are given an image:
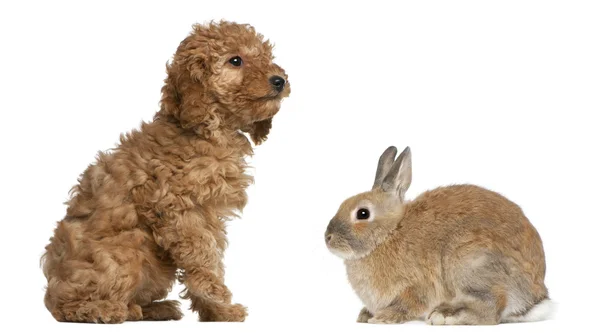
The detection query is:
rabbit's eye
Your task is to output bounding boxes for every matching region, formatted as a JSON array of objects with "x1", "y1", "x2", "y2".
[
  {"x1": 228, "y1": 56, "x2": 243, "y2": 67},
  {"x1": 356, "y1": 208, "x2": 370, "y2": 220}
]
